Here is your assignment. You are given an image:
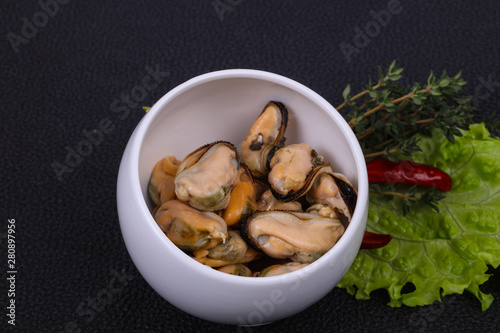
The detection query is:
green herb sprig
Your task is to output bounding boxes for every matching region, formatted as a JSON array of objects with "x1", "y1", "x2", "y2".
[
  {"x1": 369, "y1": 183, "x2": 445, "y2": 216},
  {"x1": 338, "y1": 61, "x2": 476, "y2": 160},
  {"x1": 483, "y1": 112, "x2": 500, "y2": 137},
  {"x1": 338, "y1": 61, "x2": 477, "y2": 212}
]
